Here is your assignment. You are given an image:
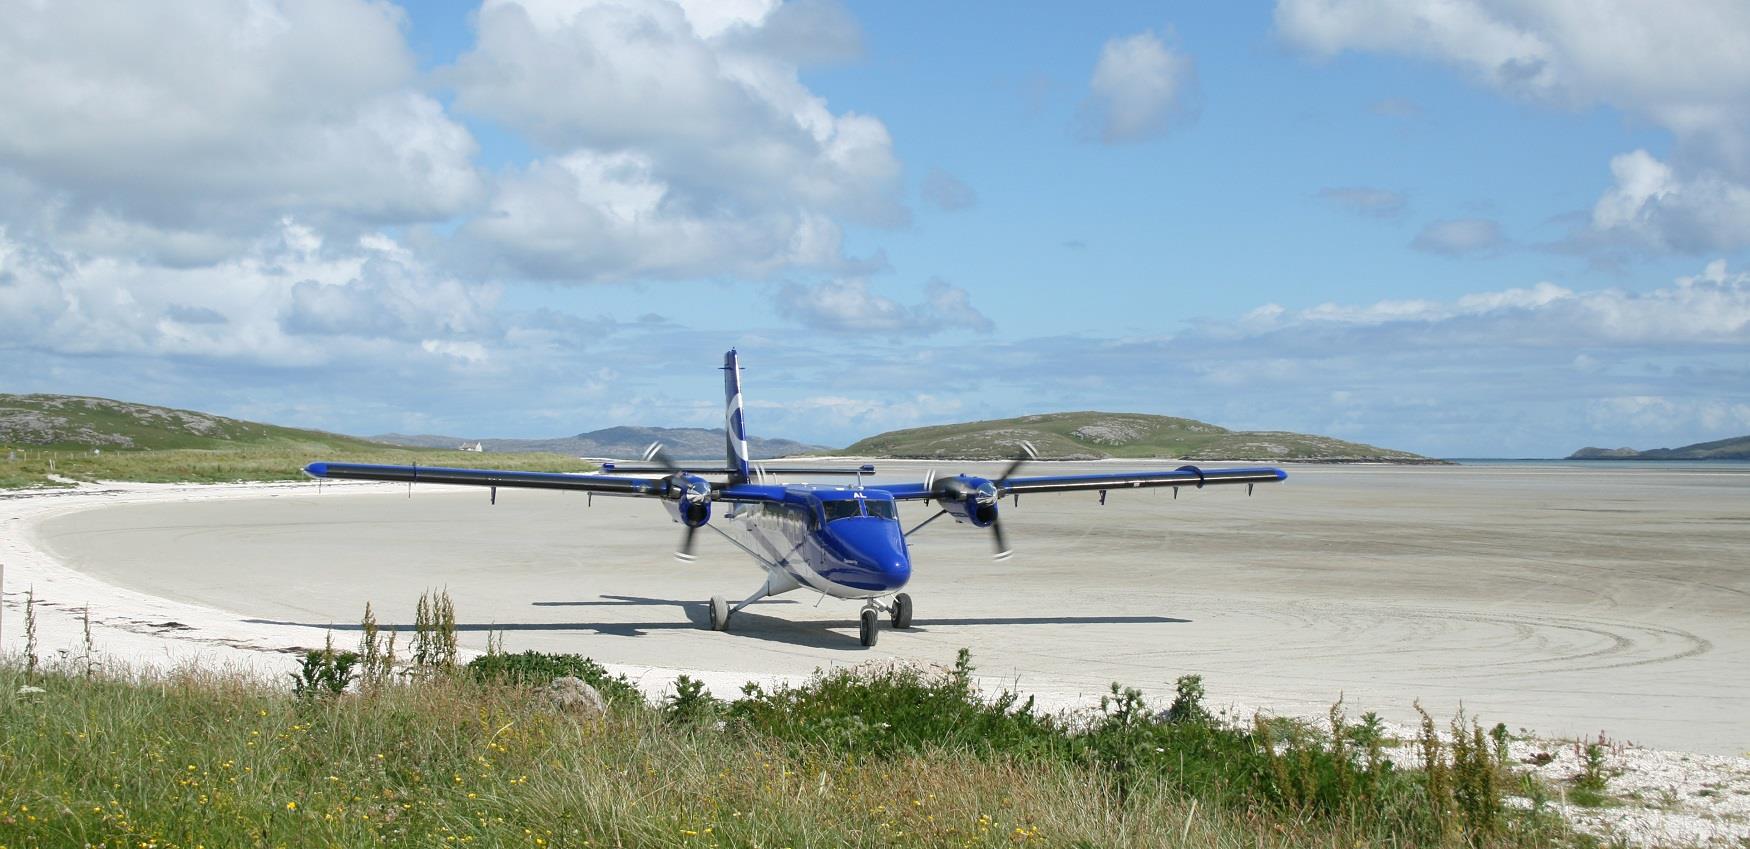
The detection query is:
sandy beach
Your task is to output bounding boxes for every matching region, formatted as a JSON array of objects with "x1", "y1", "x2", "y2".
[{"x1": 5, "y1": 462, "x2": 1748, "y2": 844}]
